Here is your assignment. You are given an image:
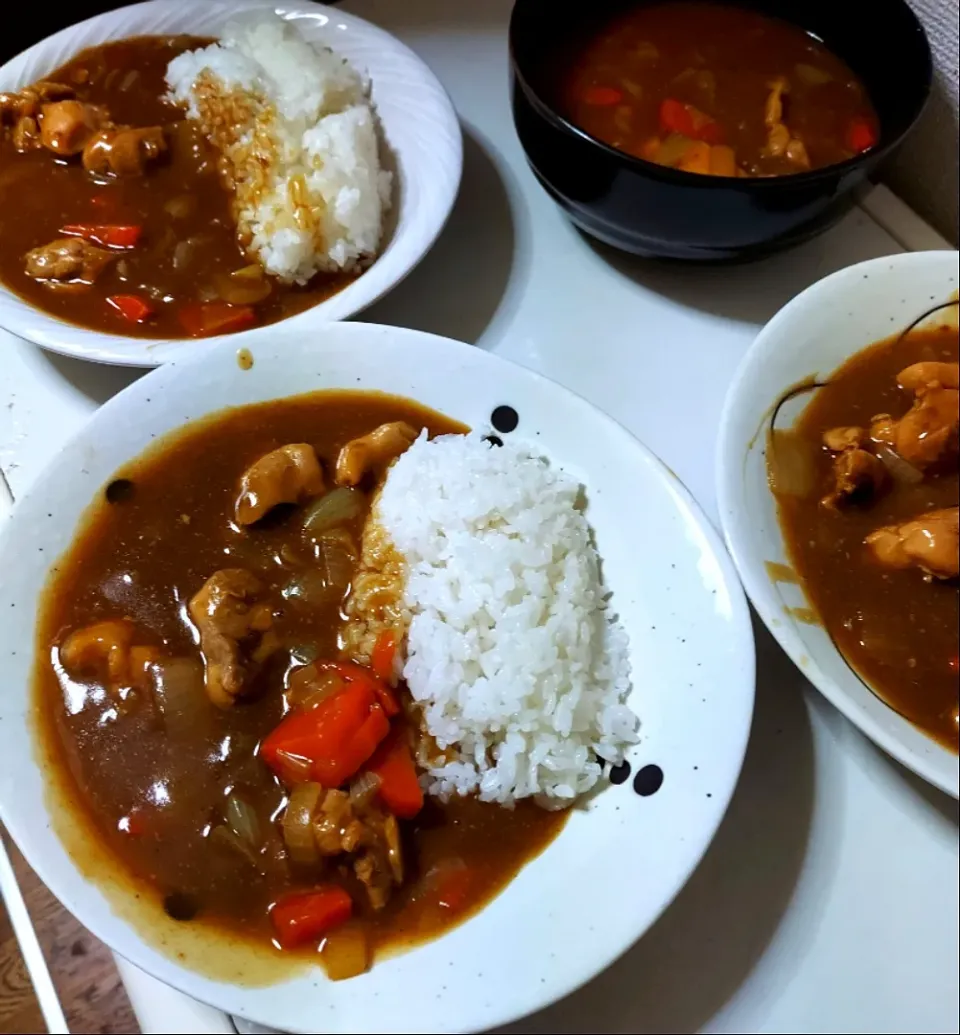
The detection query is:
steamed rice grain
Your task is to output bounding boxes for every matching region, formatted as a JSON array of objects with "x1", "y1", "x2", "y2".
[
  {"x1": 366, "y1": 433, "x2": 638, "y2": 806},
  {"x1": 166, "y1": 15, "x2": 391, "y2": 284}
]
